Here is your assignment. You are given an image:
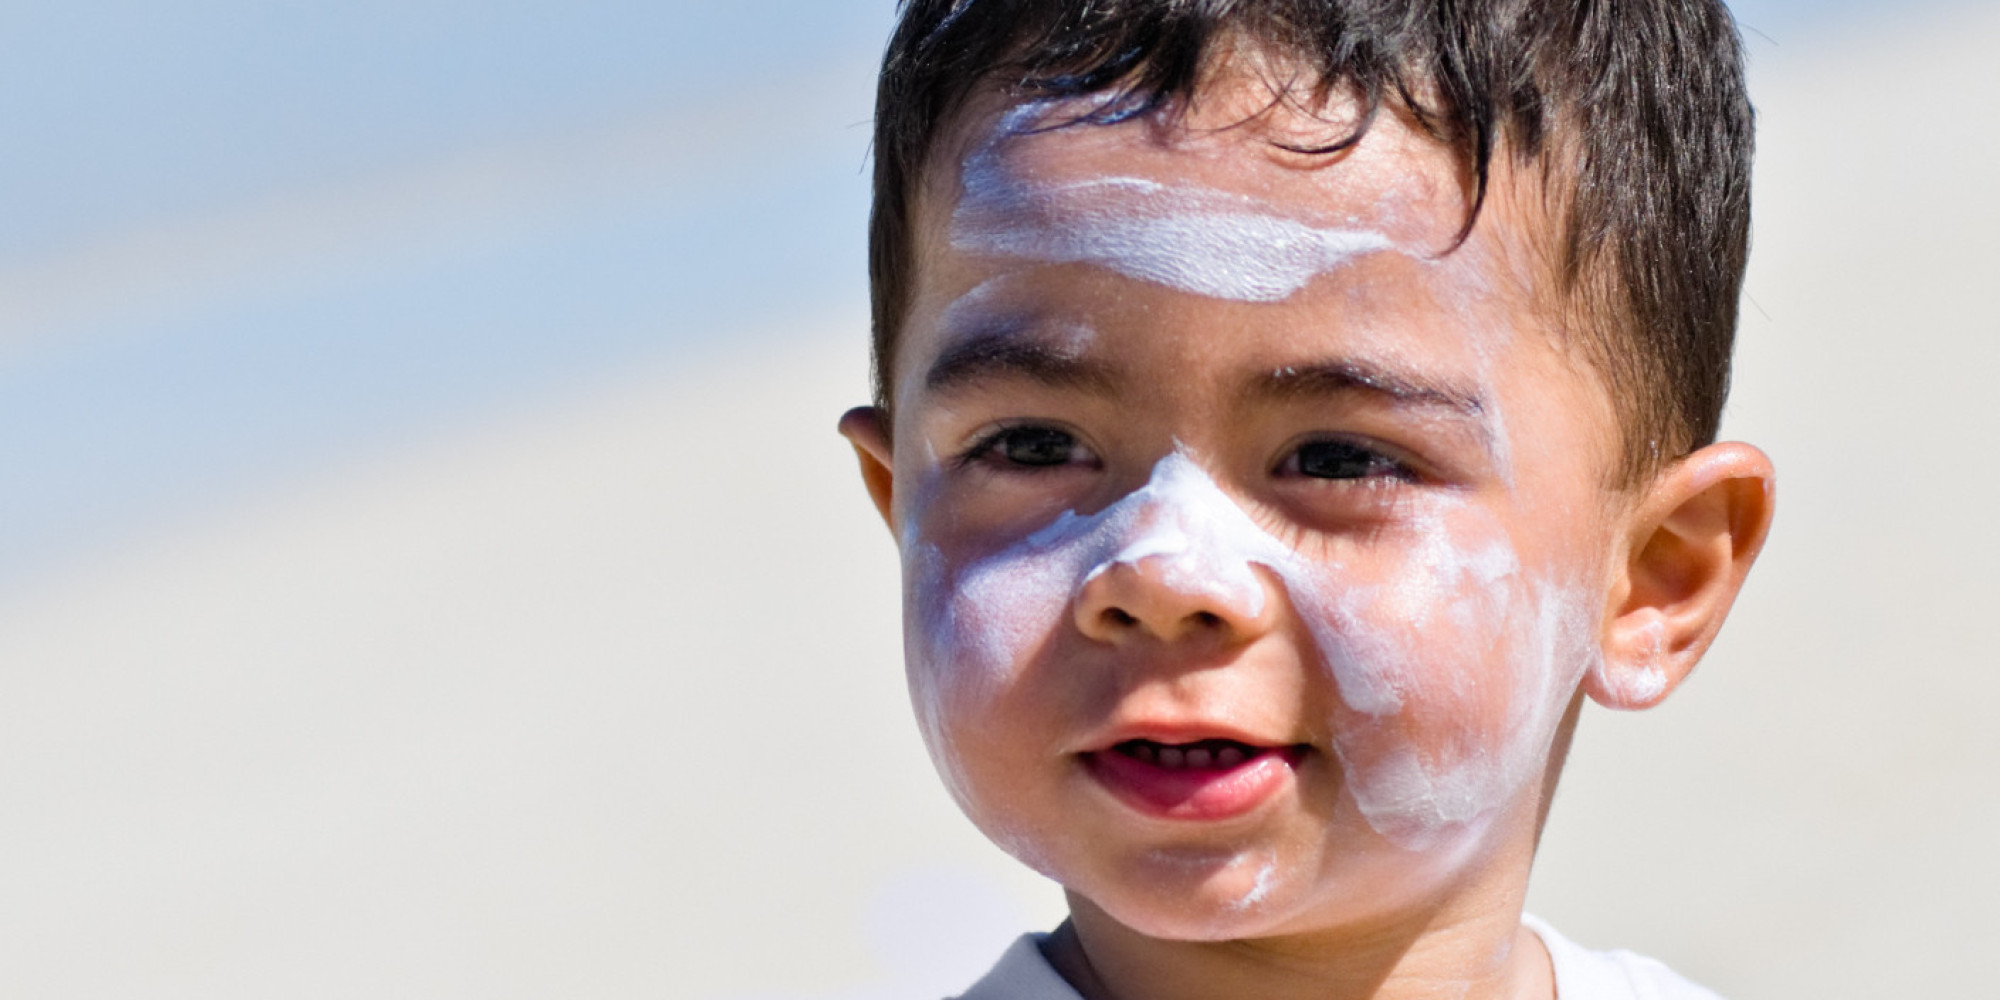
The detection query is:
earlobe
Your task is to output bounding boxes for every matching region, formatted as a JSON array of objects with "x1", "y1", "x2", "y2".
[
  {"x1": 838, "y1": 406, "x2": 898, "y2": 533},
  {"x1": 1588, "y1": 442, "x2": 1776, "y2": 710}
]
